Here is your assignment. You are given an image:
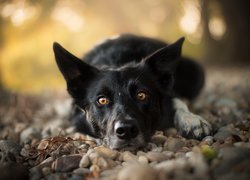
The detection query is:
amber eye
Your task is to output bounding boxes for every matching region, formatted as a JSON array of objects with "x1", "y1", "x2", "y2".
[
  {"x1": 97, "y1": 96, "x2": 109, "y2": 105},
  {"x1": 136, "y1": 91, "x2": 149, "y2": 101}
]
